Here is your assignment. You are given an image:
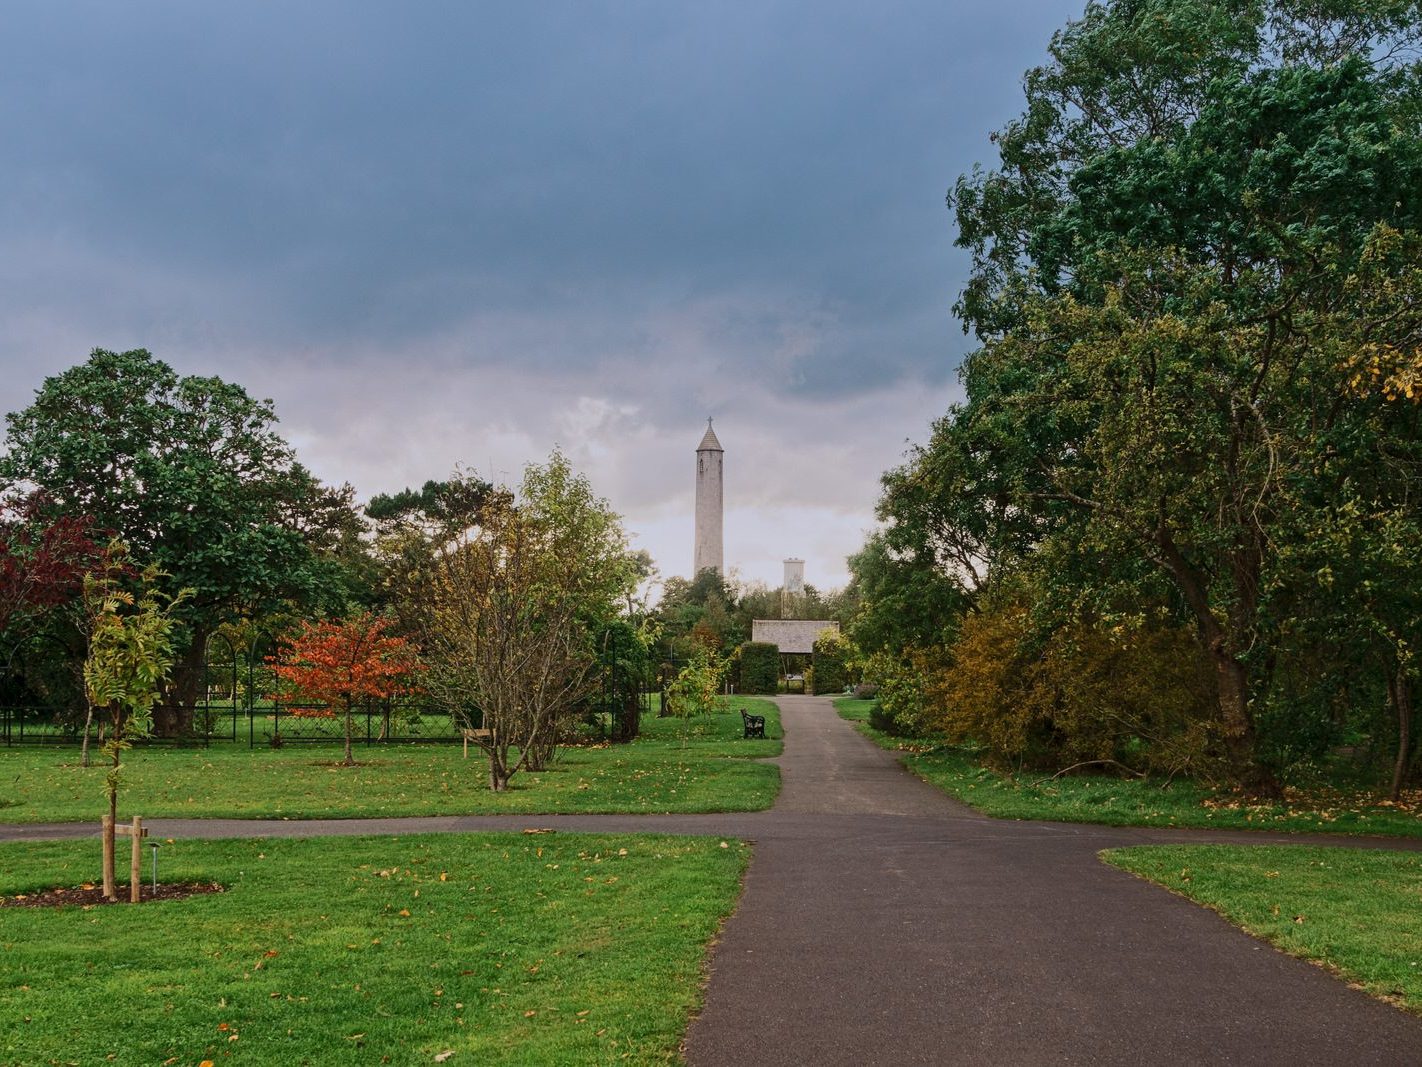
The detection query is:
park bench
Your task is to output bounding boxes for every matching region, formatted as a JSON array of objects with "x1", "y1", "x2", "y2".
[
  {"x1": 461, "y1": 727, "x2": 493, "y2": 758},
  {"x1": 740, "y1": 708, "x2": 766, "y2": 739}
]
